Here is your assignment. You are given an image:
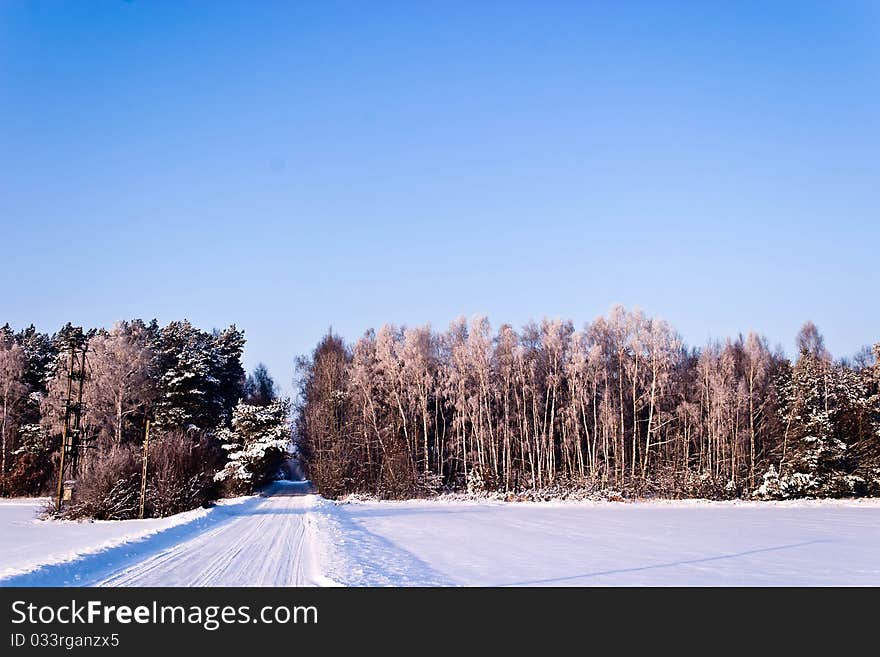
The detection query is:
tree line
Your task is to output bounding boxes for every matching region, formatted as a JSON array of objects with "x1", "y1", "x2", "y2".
[
  {"x1": 295, "y1": 307, "x2": 880, "y2": 500},
  {"x1": 2, "y1": 308, "x2": 877, "y2": 514},
  {"x1": 0, "y1": 320, "x2": 289, "y2": 518}
]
